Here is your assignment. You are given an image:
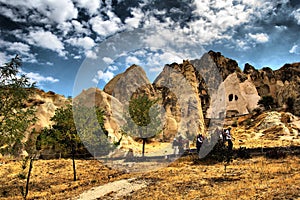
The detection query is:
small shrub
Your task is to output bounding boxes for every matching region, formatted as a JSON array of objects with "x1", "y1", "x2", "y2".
[
  {"x1": 17, "y1": 173, "x2": 26, "y2": 179},
  {"x1": 232, "y1": 120, "x2": 238, "y2": 127},
  {"x1": 236, "y1": 147, "x2": 251, "y2": 159},
  {"x1": 265, "y1": 149, "x2": 287, "y2": 159}
]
